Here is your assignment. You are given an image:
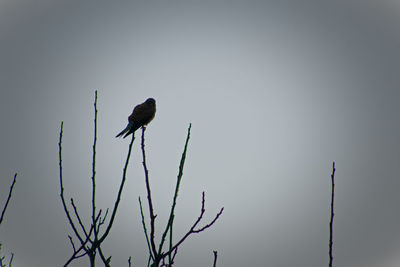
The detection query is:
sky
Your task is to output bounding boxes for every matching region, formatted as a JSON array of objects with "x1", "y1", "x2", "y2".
[{"x1": 1, "y1": 1, "x2": 400, "y2": 266}]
